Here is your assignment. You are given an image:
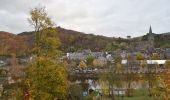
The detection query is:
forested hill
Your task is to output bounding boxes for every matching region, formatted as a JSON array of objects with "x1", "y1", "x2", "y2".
[
  {"x1": 141, "y1": 32, "x2": 170, "y2": 48},
  {"x1": 154, "y1": 33, "x2": 170, "y2": 48},
  {"x1": 1, "y1": 27, "x2": 170, "y2": 56},
  {"x1": 18, "y1": 27, "x2": 129, "y2": 53},
  {"x1": 0, "y1": 31, "x2": 30, "y2": 56}
]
